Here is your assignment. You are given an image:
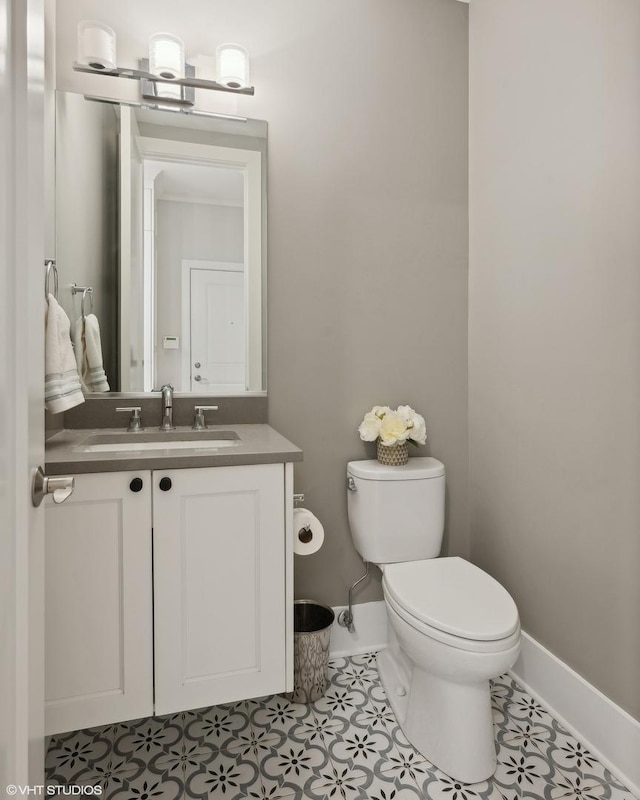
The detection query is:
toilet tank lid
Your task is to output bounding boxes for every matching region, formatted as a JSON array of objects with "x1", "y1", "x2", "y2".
[{"x1": 347, "y1": 457, "x2": 445, "y2": 481}]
